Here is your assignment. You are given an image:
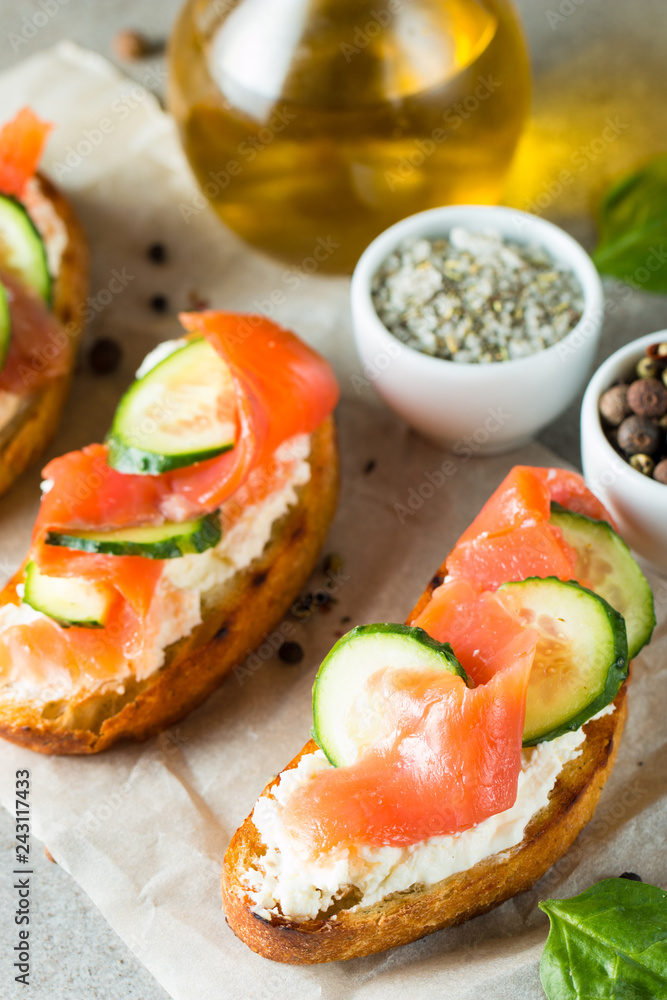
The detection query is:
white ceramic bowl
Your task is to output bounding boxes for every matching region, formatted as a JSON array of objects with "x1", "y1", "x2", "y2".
[
  {"x1": 582, "y1": 331, "x2": 667, "y2": 574},
  {"x1": 351, "y1": 205, "x2": 604, "y2": 454}
]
